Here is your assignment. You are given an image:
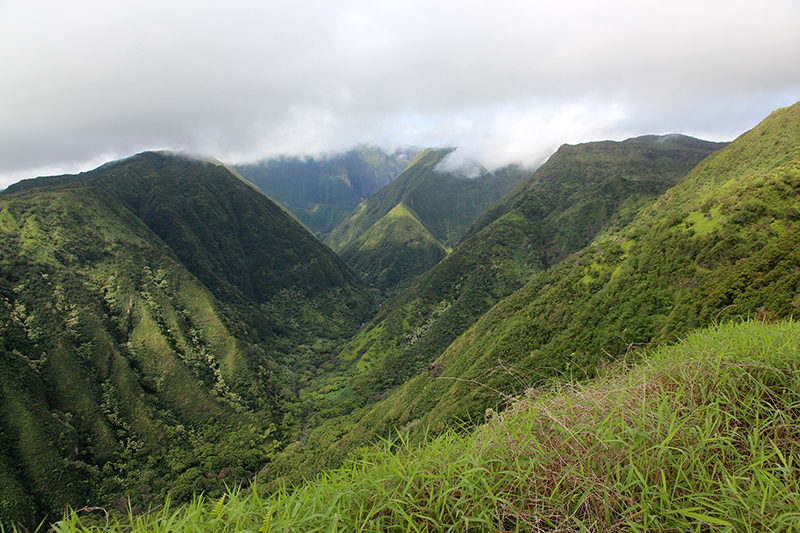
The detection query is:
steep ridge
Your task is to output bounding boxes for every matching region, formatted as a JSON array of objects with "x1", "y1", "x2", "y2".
[
  {"x1": 325, "y1": 148, "x2": 528, "y2": 293},
  {"x1": 7, "y1": 152, "x2": 375, "y2": 340},
  {"x1": 338, "y1": 101, "x2": 800, "y2": 447},
  {"x1": 234, "y1": 145, "x2": 418, "y2": 239},
  {"x1": 0, "y1": 152, "x2": 375, "y2": 526},
  {"x1": 341, "y1": 135, "x2": 724, "y2": 393},
  {"x1": 338, "y1": 203, "x2": 448, "y2": 295},
  {"x1": 258, "y1": 134, "x2": 727, "y2": 484}
]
